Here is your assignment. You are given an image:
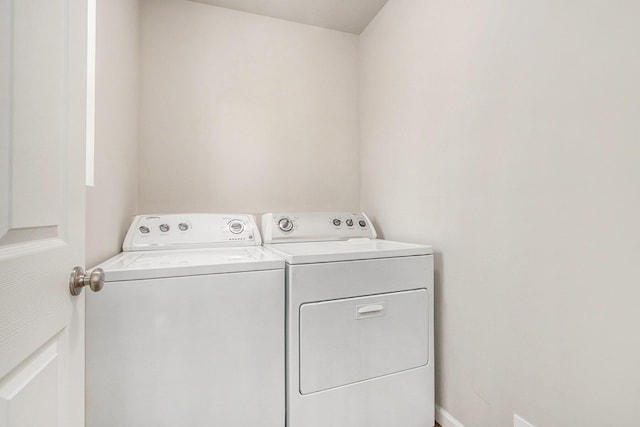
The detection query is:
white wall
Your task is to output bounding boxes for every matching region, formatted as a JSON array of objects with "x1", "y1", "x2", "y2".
[
  {"x1": 138, "y1": 0, "x2": 360, "y2": 214},
  {"x1": 86, "y1": 0, "x2": 139, "y2": 266},
  {"x1": 360, "y1": 1, "x2": 640, "y2": 426}
]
